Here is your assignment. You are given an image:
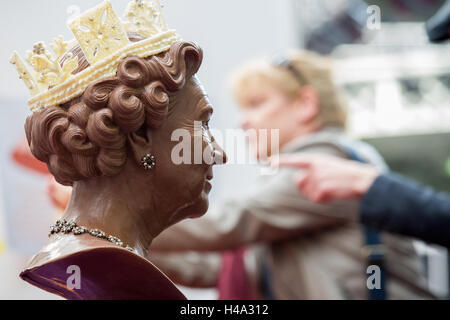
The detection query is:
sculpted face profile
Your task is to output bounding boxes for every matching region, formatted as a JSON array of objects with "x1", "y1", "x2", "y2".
[{"x1": 11, "y1": 0, "x2": 226, "y2": 299}]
